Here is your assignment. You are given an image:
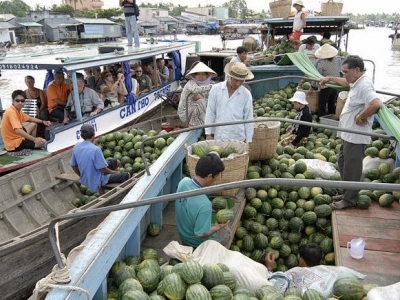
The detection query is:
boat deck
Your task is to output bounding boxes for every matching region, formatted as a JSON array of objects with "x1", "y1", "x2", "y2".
[
  {"x1": 141, "y1": 189, "x2": 246, "y2": 257},
  {"x1": 332, "y1": 201, "x2": 400, "y2": 286}
]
